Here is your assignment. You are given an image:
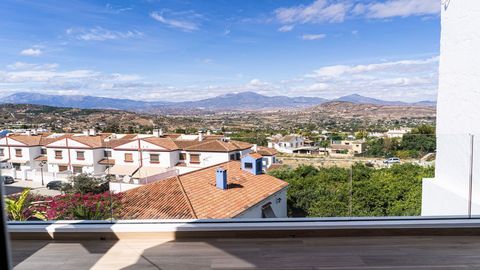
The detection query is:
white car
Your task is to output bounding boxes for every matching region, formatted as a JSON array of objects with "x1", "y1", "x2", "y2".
[{"x1": 384, "y1": 157, "x2": 401, "y2": 164}]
